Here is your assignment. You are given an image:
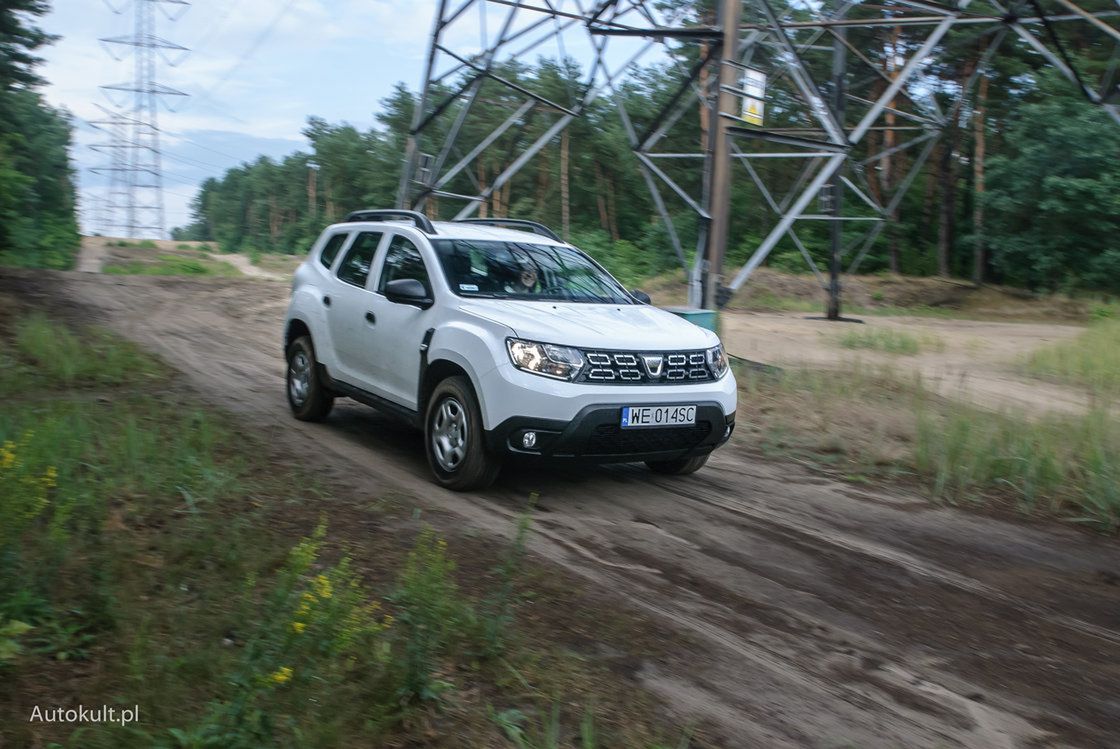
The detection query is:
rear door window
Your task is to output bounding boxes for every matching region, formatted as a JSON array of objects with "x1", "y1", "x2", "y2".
[{"x1": 335, "y1": 231, "x2": 383, "y2": 288}]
